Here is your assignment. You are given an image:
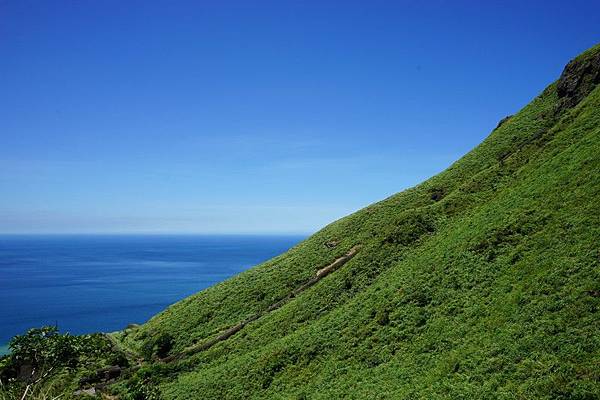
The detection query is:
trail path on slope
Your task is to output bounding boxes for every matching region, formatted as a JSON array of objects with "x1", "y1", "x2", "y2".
[{"x1": 163, "y1": 245, "x2": 361, "y2": 362}]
